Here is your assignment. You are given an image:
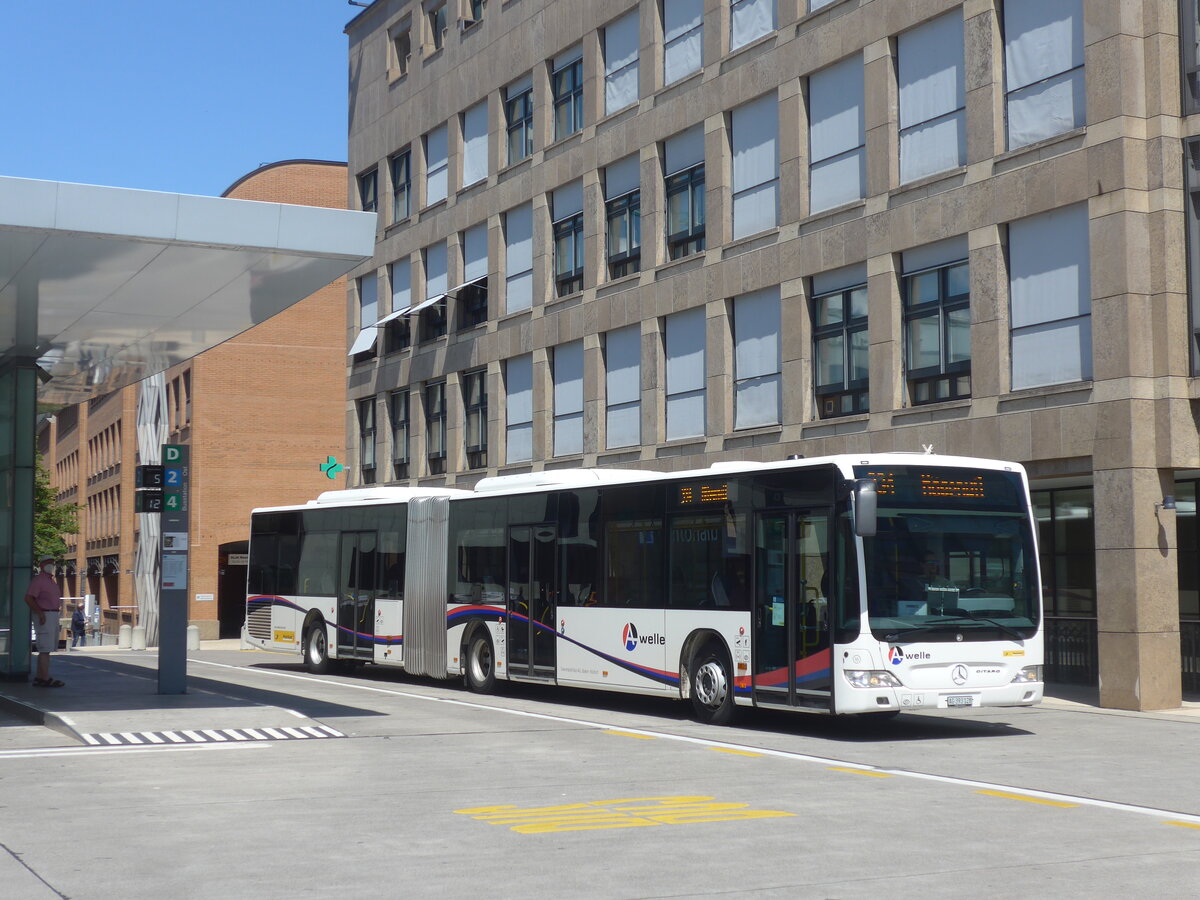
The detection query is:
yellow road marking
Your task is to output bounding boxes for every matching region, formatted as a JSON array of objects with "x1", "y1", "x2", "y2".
[
  {"x1": 976, "y1": 789, "x2": 1077, "y2": 808},
  {"x1": 828, "y1": 766, "x2": 892, "y2": 778},
  {"x1": 456, "y1": 796, "x2": 793, "y2": 833},
  {"x1": 1165, "y1": 821, "x2": 1200, "y2": 830},
  {"x1": 604, "y1": 730, "x2": 656, "y2": 740},
  {"x1": 712, "y1": 747, "x2": 762, "y2": 757}
]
